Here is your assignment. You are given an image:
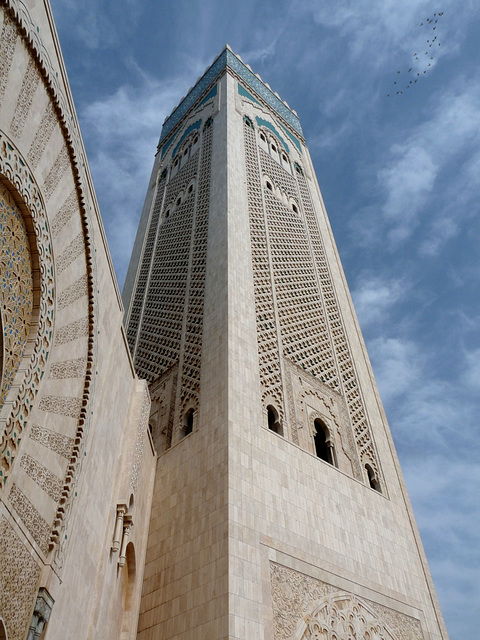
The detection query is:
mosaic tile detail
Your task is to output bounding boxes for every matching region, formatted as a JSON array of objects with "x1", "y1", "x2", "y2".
[
  {"x1": 27, "y1": 100, "x2": 57, "y2": 168},
  {"x1": 0, "y1": 516, "x2": 41, "y2": 640},
  {"x1": 0, "y1": 183, "x2": 34, "y2": 407},
  {"x1": 57, "y1": 273, "x2": 88, "y2": 310},
  {"x1": 0, "y1": 13, "x2": 17, "y2": 105},
  {"x1": 9, "y1": 57, "x2": 40, "y2": 138},
  {"x1": 20, "y1": 453, "x2": 63, "y2": 502},
  {"x1": 171, "y1": 120, "x2": 201, "y2": 159},
  {"x1": 50, "y1": 190, "x2": 77, "y2": 239},
  {"x1": 238, "y1": 82, "x2": 259, "y2": 105},
  {"x1": 38, "y1": 395, "x2": 83, "y2": 419},
  {"x1": 48, "y1": 357, "x2": 86, "y2": 379},
  {"x1": 256, "y1": 117, "x2": 290, "y2": 153},
  {"x1": 29, "y1": 424, "x2": 74, "y2": 459},
  {"x1": 9, "y1": 483, "x2": 51, "y2": 555},
  {"x1": 54, "y1": 317, "x2": 89, "y2": 345},
  {"x1": 197, "y1": 83, "x2": 217, "y2": 109},
  {"x1": 160, "y1": 48, "x2": 303, "y2": 143},
  {"x1": 42, "y1": 147, "x2": 70, "y2": 201}
]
